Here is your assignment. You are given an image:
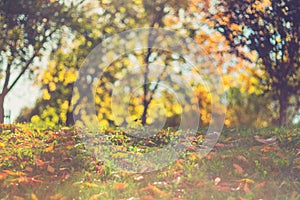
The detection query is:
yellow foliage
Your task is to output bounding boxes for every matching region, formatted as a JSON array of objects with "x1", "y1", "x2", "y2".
[
  {"x1": 43, "y1": 89, "x2": 51, "y2": 100},
  {"x1": 49, "y1": 82, "x2": 56, "y2": 92}
]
